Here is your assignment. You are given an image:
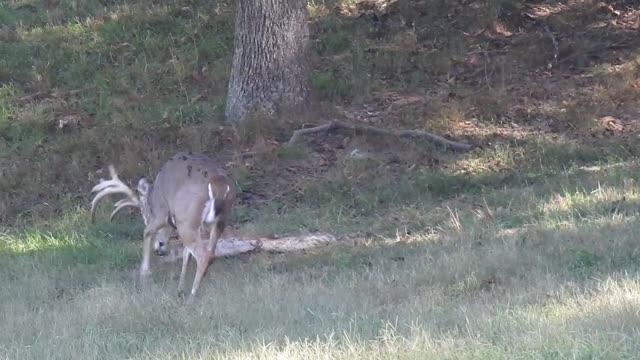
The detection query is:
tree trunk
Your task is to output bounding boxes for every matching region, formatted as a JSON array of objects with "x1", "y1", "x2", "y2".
[{"x1": 225, "y1": 0, "x2": 311, "y2": 125}]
